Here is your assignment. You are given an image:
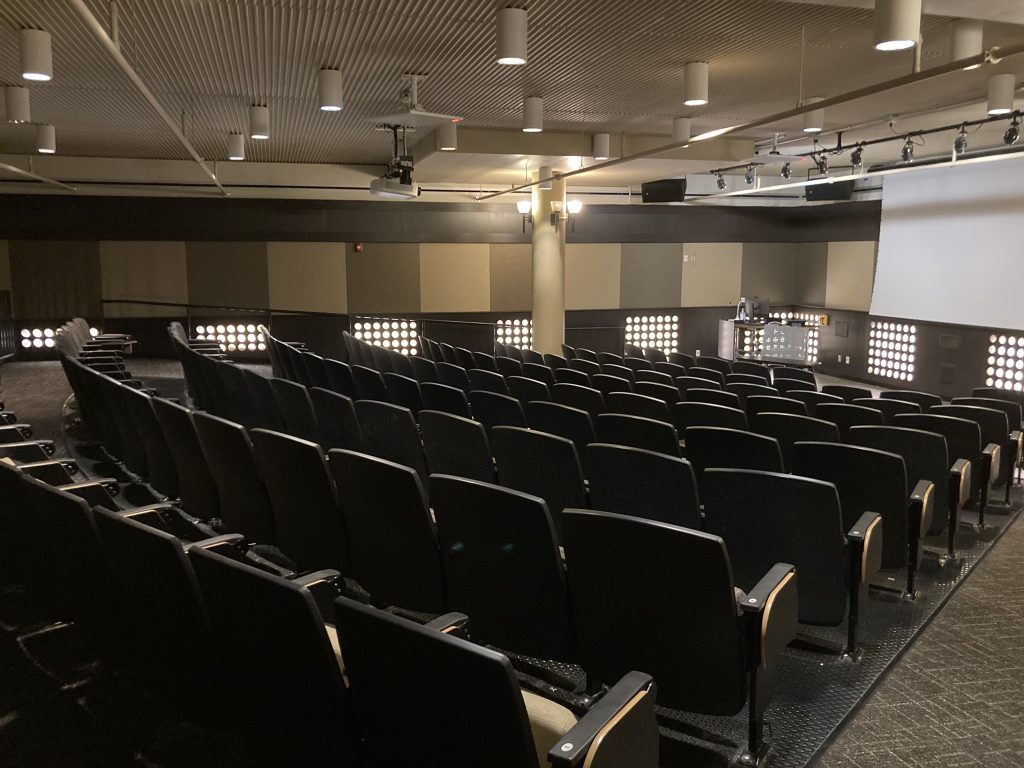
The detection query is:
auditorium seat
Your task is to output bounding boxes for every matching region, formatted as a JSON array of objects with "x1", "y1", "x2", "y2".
[
  {"x1": 687, "y1": 366, "x2": 727, "y2": 387},
  {"x1": 597, "y1": 352, "x2": 623, "y2": 366},
  {"x1": 552, "y1": 382, "x2": 605, "y2": 420},
  {"x1": 241, "y1": 368, "x2": 288, "y2": 431},
  {"x1": 469, "y1": 368, "x2": 510, "y2": 395},
  {"x1": 880, "y1": 389, "x2": 942, "y2": 410},
  {"x1": 854, "y1": 397, "x2": 921, "y2": 425},
  {"x1": 643, "y1": 347, "x2": 667, "y2": 364},
  {"x1": 383, "y1": 372, "x2": 424, "y2": 415},
  {"x1": 420, "y1": 410, "x2": 495, "y2": 483},
  {"x1": 672, "y1": 401, "x2": 749, "y2": 433},
  {"x1": 822, "y1": 384, "x2": 874, "y2": 403},
  {"x1": 771, "y1": 367, "x2": 816, "y2": 386},
  {"x1": 507, "y1": 375, "x2": 551, "y2": 406},
  {"x1": 731, "y1": 361, "x2": 771, "y2": 383},
  {"x1": 685, "y1": 388, "x2": 741, "y2": 409},
  {"x1": 309, "y1": 387, "x2": 363, "y2": 451},
  {"x1": 591, "y1": 373, "x2": 633, "y2": 399},
  {"x1": 121, "y1": 386, "x2": 179, "y2": 499},
  {"x1": 635, "y1": 369, "x2": 673, "y2": 386},
  {"x1": 525, "y1": 401, "x2": 596, "y2": 454},
  {"x1": 789, "y1": 390, "x2": 844, "y2": 417},
  {"x1": 496, "y1": 356, "x2": 524, "y2": 378},
  {"x1": 596, "y1": 413, "x2": 681, "y2": 457},
  {"x1": 522, "y1": 362, "x2": 556, "y2": 389},
  {"x1": 584, "y1": 443, "x2": 700, "y2": 528},
  {"x1": 668, "y1": 352, "x2": 696, "y2": 369},
  {"x1": 149, "y1": 399, "x2": 219, "y2": 521},
  {"x1": 569, "y1": 358, "x2": 601, "y2": 378},
  {"x1": 726, "y1": 382, "x2": 779, "y2": 408},
  {"x1": 300, "y1": 352, "x2": 332, "y2": 390},
  {"x1": 675, "y1": 375, "x2": 722, "y2": 394},
  {"x1": 421, "y1": 381, "x2": 471, "y2": 418},
  {"x1": 409, "y1": 355, "x2": 440, "y2": 384},
  {"x1": 750, "y1": 412, "x2": 840, "y2": 471},
  {"x1": 554, "y1": 367, "x2": 590, "y2": 387},
  {"x1": 623, "y1": 356, "x2": 653, "y2": 374},
  {"x1": 545, "y1": 353, "x2": 569, "y2": 369},
  {"x1": 726, "y1": 373, "x2": 770, "y2": 387},
  {"x1": 635, "y1": 381, "x2": 680, "y2": 405},
  {"x1": 607, "y1": 391, "x2": 671, "y2": 423},
  {"x1": 816, "y1": 402, "x2": 884, "y2": 439},
  {"x1": 473, "y1": 351, "x2": 498, "y2": 372},
  {"x1": 561, "y1": 508, "x2": 796, "y2": 762},
  {"x1": 455, "y1": 347, "x2": 476, "y2": 370},
  {"x1": 470, "y1": 390, "x2": 528, "y2": 433},
  {"x1": 438, "y1": 362, "x2": 472, "y2": 393},
  {"x1": 353, "y1": 364, "x2": 391, "y2": 401},
  {"x1": 684, "y1": 426, "x2": 784, "y2": 490},
  {"x1": 774, "y1": 378, "x2": 818, "y2": 396},
  {"x1": 270, "y1": 377, "x2": 320, "y2": 443},
  {"x1": 354, "y1": 400, "x2": 429, "y2": 484},
  {"x1": 654, "y1": 361, "x2": 688, "y2": 379},
  {"x1": 932, "y1": 403, "x2": 1018, "y2": 506},
  {"x1": 323, "y1": 358, "x2": 358, "y2": 398}
]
